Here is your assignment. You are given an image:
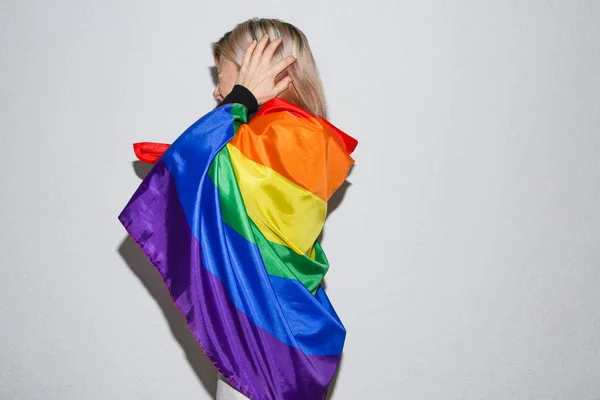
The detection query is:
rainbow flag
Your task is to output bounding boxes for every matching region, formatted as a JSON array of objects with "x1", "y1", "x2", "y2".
[{"x1": 118, "y1": 98, "x2": 357, "y2": 399}]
